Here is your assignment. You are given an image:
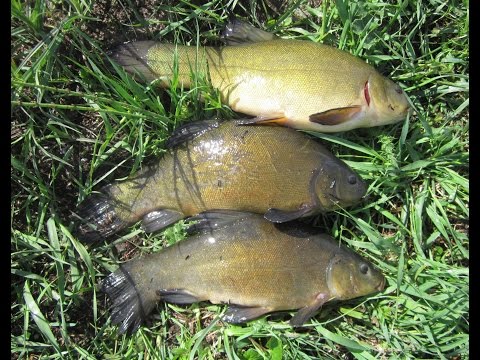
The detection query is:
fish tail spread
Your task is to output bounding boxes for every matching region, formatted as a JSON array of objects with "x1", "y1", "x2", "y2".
[
  {"x1": 101, "y1": 266, "x2": 155, "y2": 334},
  {"x1": 75, "y1": 190, "x2": 128, "y2": 242},
  {"x1": 111, "y1": 41, "x2": 159, "y2": 82}
]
